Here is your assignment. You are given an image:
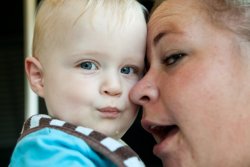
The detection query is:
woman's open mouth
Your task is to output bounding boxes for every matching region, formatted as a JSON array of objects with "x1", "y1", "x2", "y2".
[
  {"x1": 149, "y1": 125, "x2": 179, "y2": 144},
  {"x1": 142, "y1": 120, "x2": 180, "y2": 155}
]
